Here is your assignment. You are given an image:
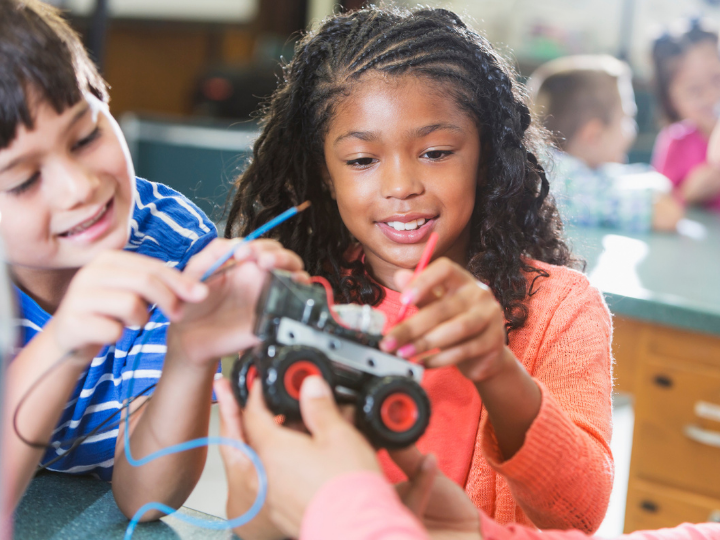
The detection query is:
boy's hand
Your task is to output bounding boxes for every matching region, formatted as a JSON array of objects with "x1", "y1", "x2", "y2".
[
  {"x1": 49, "y1": 250, "x2": 207, "y2": 362},
  {"x1": 652, "y1": 193, "x2": 684, "y2": 232},
  {"x1": 216, "y1": 375, "x2": 379, "y2": 539},
  {"x1": 167, "y1": 239, "x2": 306, "y2": 366},
  {"x1": 379, "y1": 258, "x2": 513, "y2": 383}
]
